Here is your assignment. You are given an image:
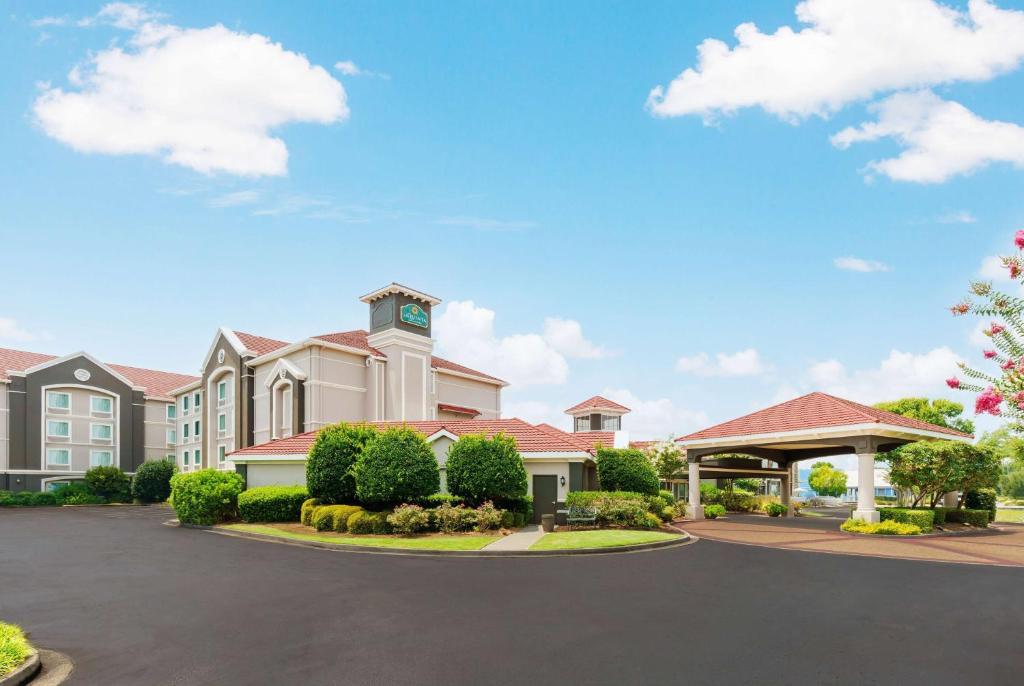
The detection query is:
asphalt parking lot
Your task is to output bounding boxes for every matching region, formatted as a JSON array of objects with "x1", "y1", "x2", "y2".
[{"x1": 1, "y1": 506, "x2": 1022, "y2": 685}]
